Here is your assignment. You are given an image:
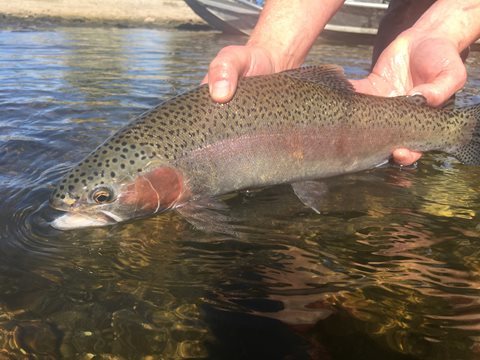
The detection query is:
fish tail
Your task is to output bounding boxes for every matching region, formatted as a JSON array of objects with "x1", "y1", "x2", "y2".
[{"x1": 450, "y1": 104, "x2": 480, "y2": 165}]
